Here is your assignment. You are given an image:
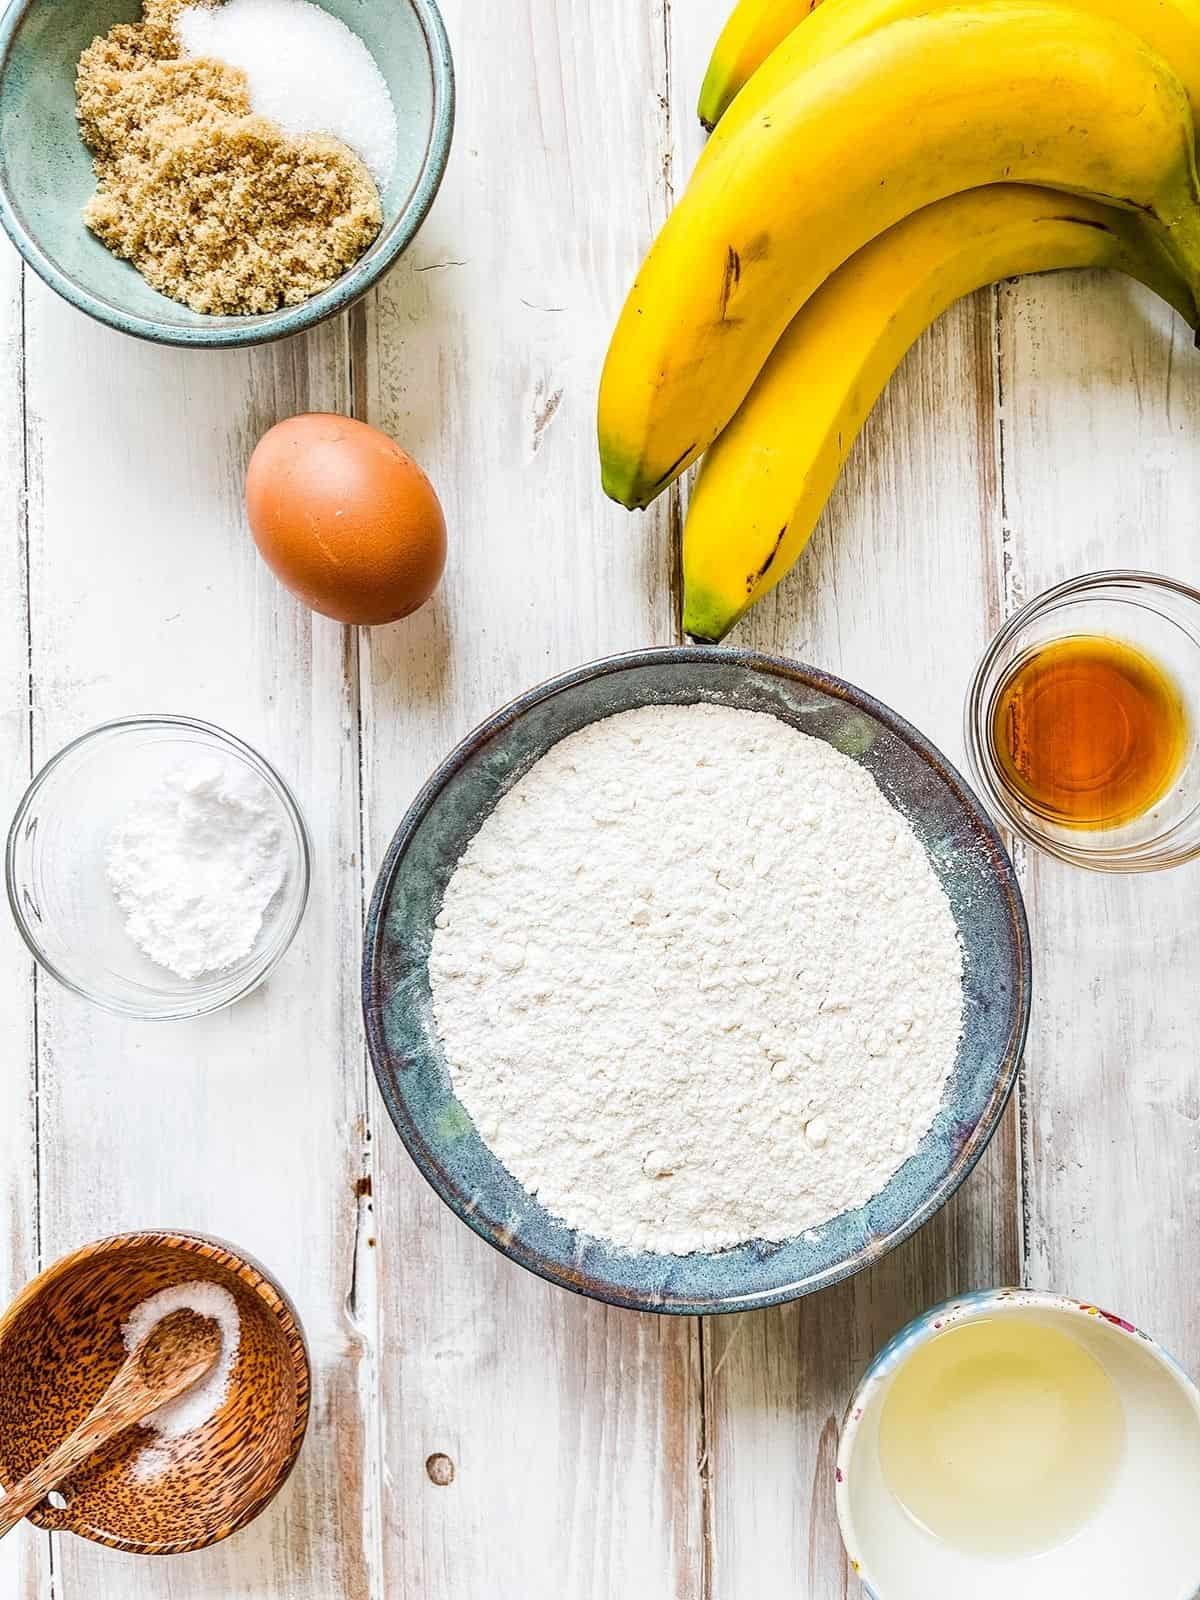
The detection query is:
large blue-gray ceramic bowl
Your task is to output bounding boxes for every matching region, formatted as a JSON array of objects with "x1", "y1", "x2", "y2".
[
  {"x1": 0, "y1": 0, "x2": 453, "y2": 347},
  {"x1": 363, "y1": 648, "x2": 1031, "y2": 1315}
]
